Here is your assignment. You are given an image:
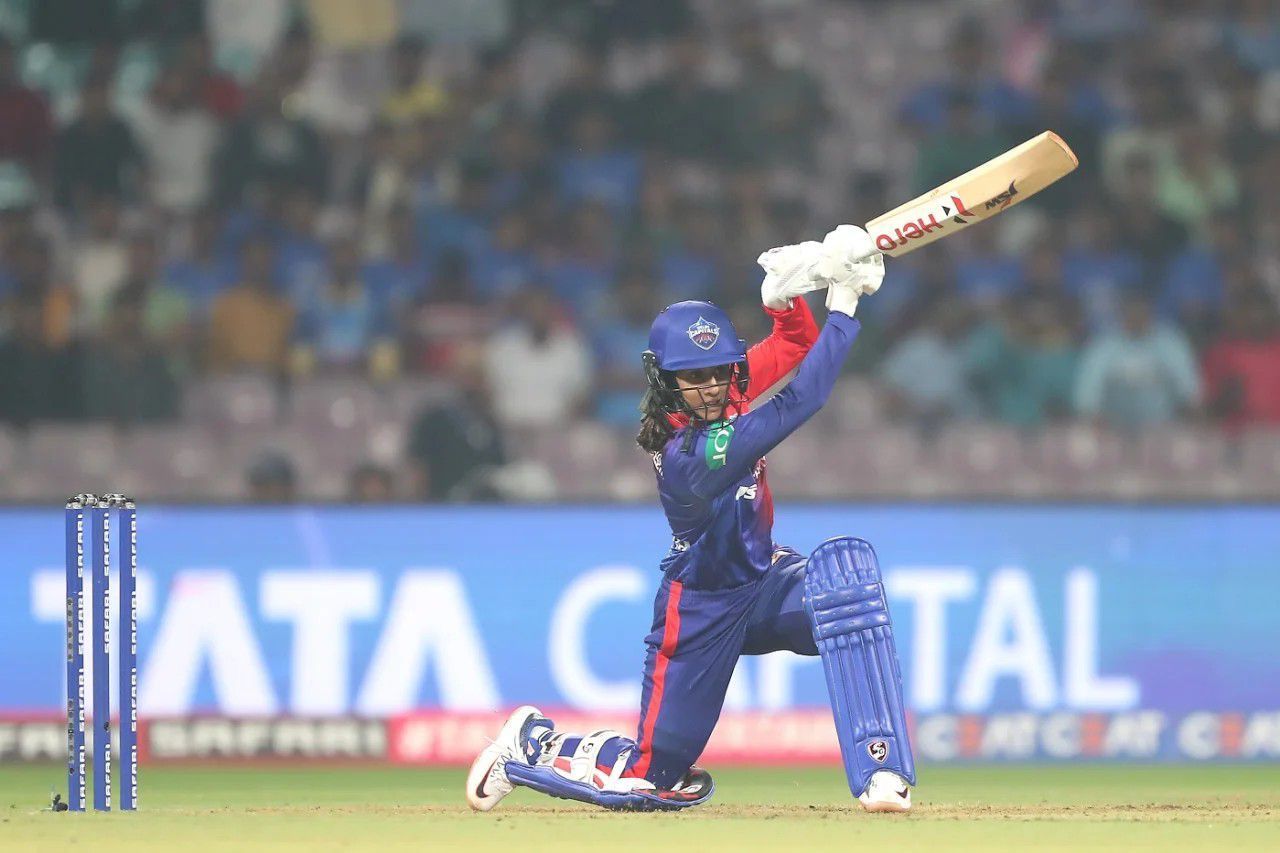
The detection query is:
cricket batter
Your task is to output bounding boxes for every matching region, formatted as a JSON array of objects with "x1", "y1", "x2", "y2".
[{"x1": 467, "y1": 225, "x2": 915, "y2": 812}]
